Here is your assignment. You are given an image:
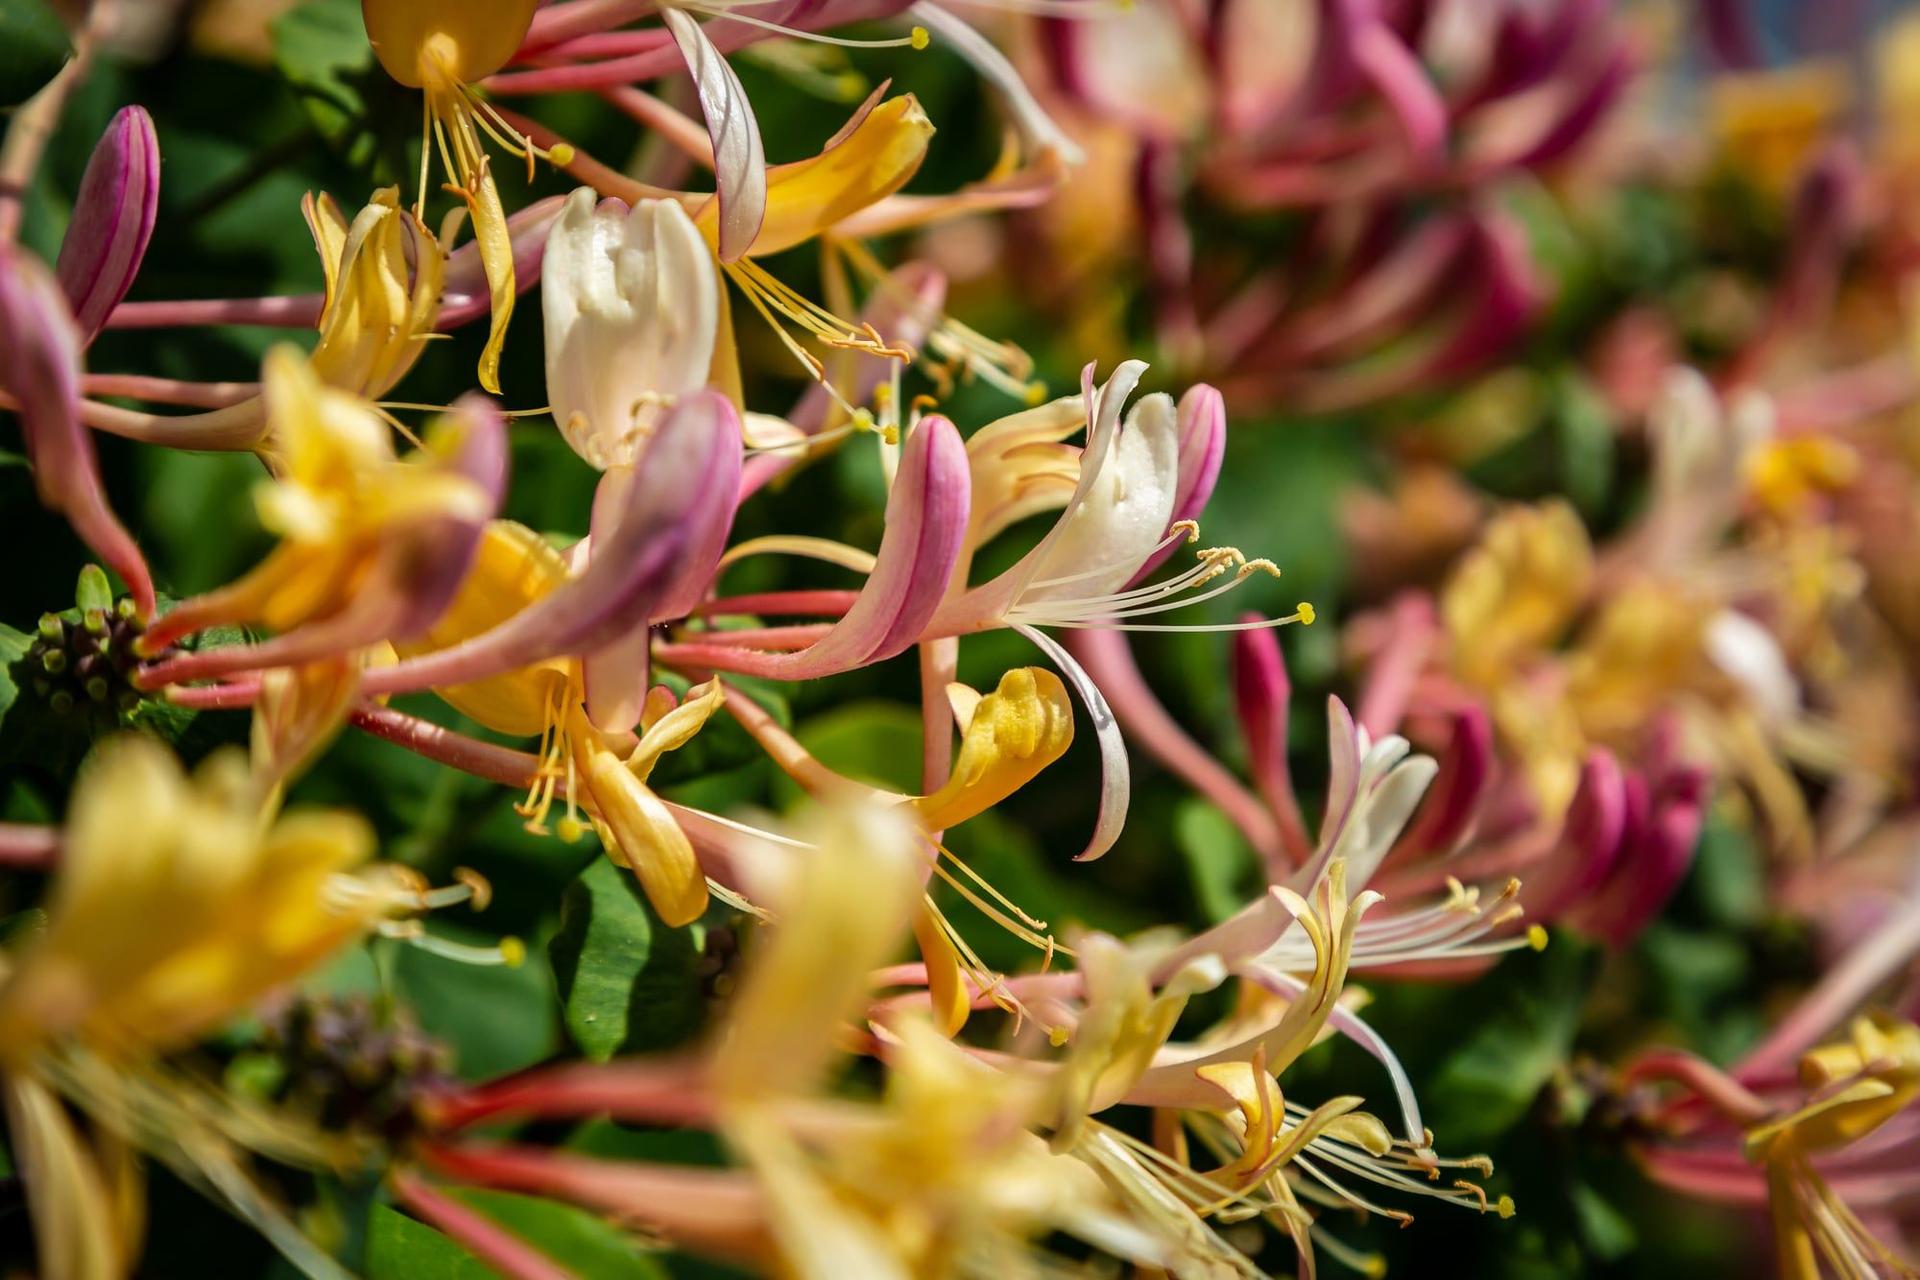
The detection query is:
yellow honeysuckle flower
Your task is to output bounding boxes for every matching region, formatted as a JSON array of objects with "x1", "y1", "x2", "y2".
[
  {"x1": 362, "y1": 0, "x2": 570, "y2": 392},
  {"x1": 139, "y1": 349, "x2": 495, "y2": 659},
  {"x1": 1442, "y1": 499, "x2": 1593, "y2": 689},
  {"x1": 1745, "y1": 435, "x2": 1861, "y2": 517},
  {"x1": 1708, "y1": 61, "x2": 1852, "y2": 199},
  {"x1": 1744, "y1": 1016, "x2": 1920, "y2": 1280},
  {"x1": 0, "y1": 737, "x2": 401, "y2": 1060},
  {"x1": 1566, "y1": 582, "x2": 1710, "y2": 744},
  {"x1": 302, "y1": 187, "x2": 443, "y2": 401},
  {"x1": 399, "y1": 519, "x2": 722, "y2": 926}
]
